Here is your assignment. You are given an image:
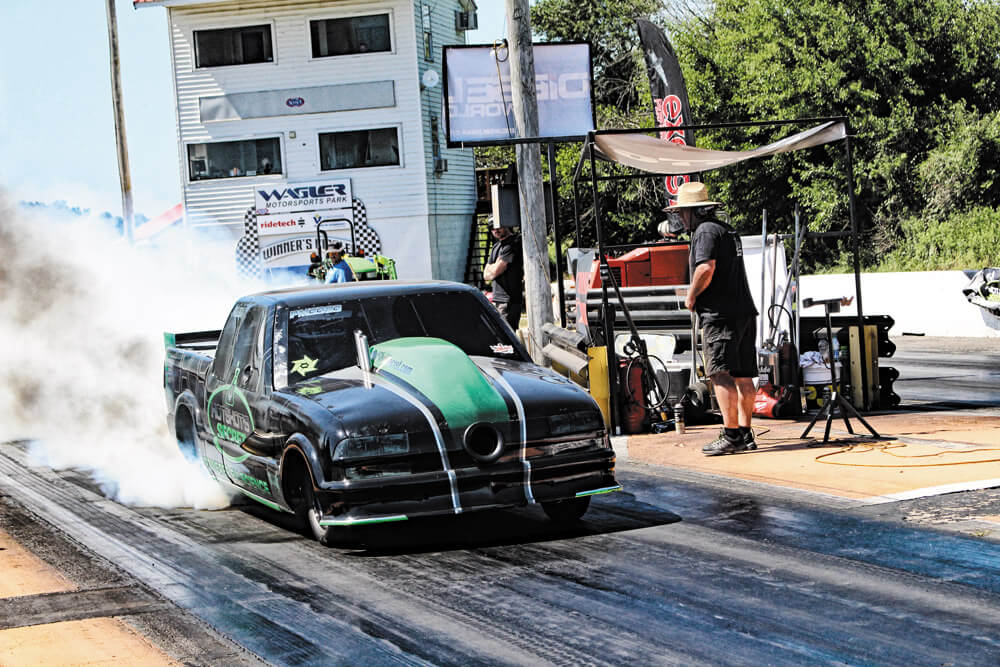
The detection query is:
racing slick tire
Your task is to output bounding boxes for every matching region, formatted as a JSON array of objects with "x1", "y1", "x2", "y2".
[
  {"x1": 282, "y1": 451, "x2": 349, "y2": 547},
  {"x1": 175, "y1": 408, "x2": 199, "y2": 463},
  {"x1": 304, "y1": 485, "x2": 338, "y2": 547},
  {"x1": 541, "y1": 496, "x2": 591, "y2": 523}
]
